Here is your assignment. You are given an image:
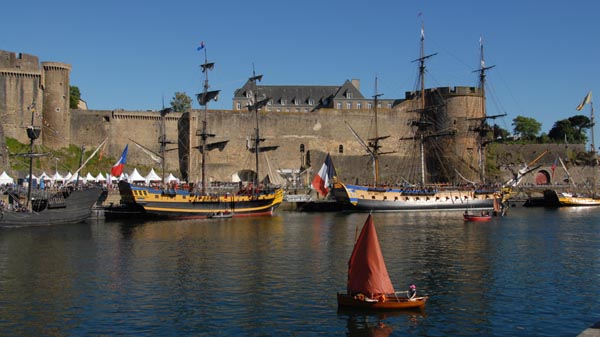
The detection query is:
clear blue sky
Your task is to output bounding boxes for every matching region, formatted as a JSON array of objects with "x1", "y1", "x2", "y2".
[{"x1": 2, "y1": 0, "x2": 599, "y2": 147}]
